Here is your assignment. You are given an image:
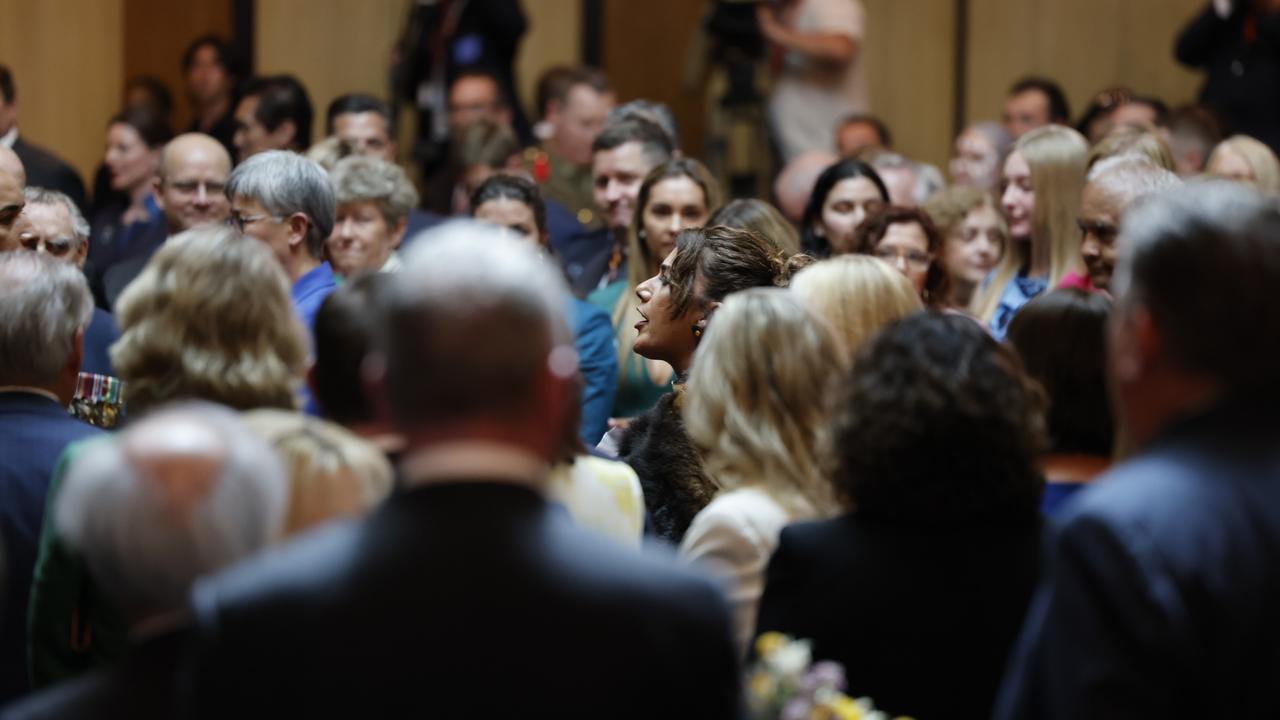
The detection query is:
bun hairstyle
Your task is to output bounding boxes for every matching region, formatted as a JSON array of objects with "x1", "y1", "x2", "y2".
[{"x1": 666, "y1": 225, "x2": 810, "y2": 321}]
